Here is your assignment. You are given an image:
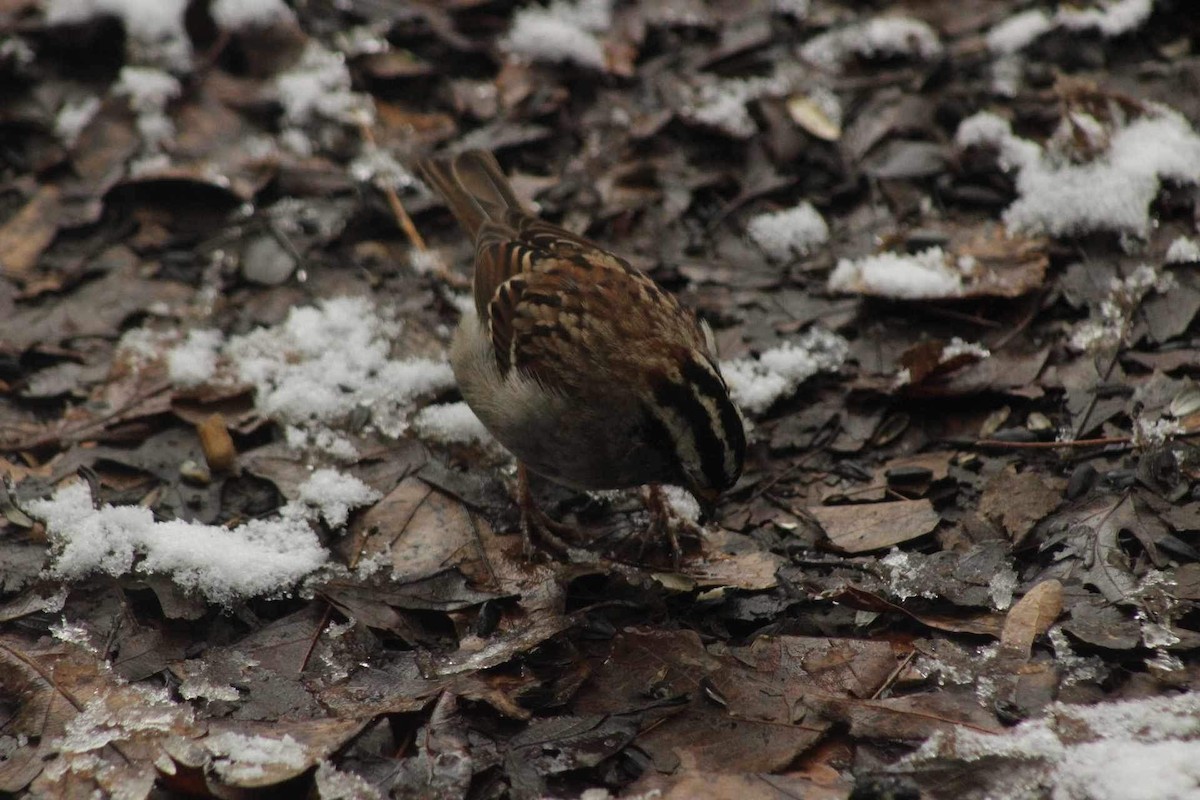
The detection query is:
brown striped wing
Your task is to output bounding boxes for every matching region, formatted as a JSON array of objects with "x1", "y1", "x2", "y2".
[{"x1": 480, "y1": 220, "x2": 709, "y2": 396}]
